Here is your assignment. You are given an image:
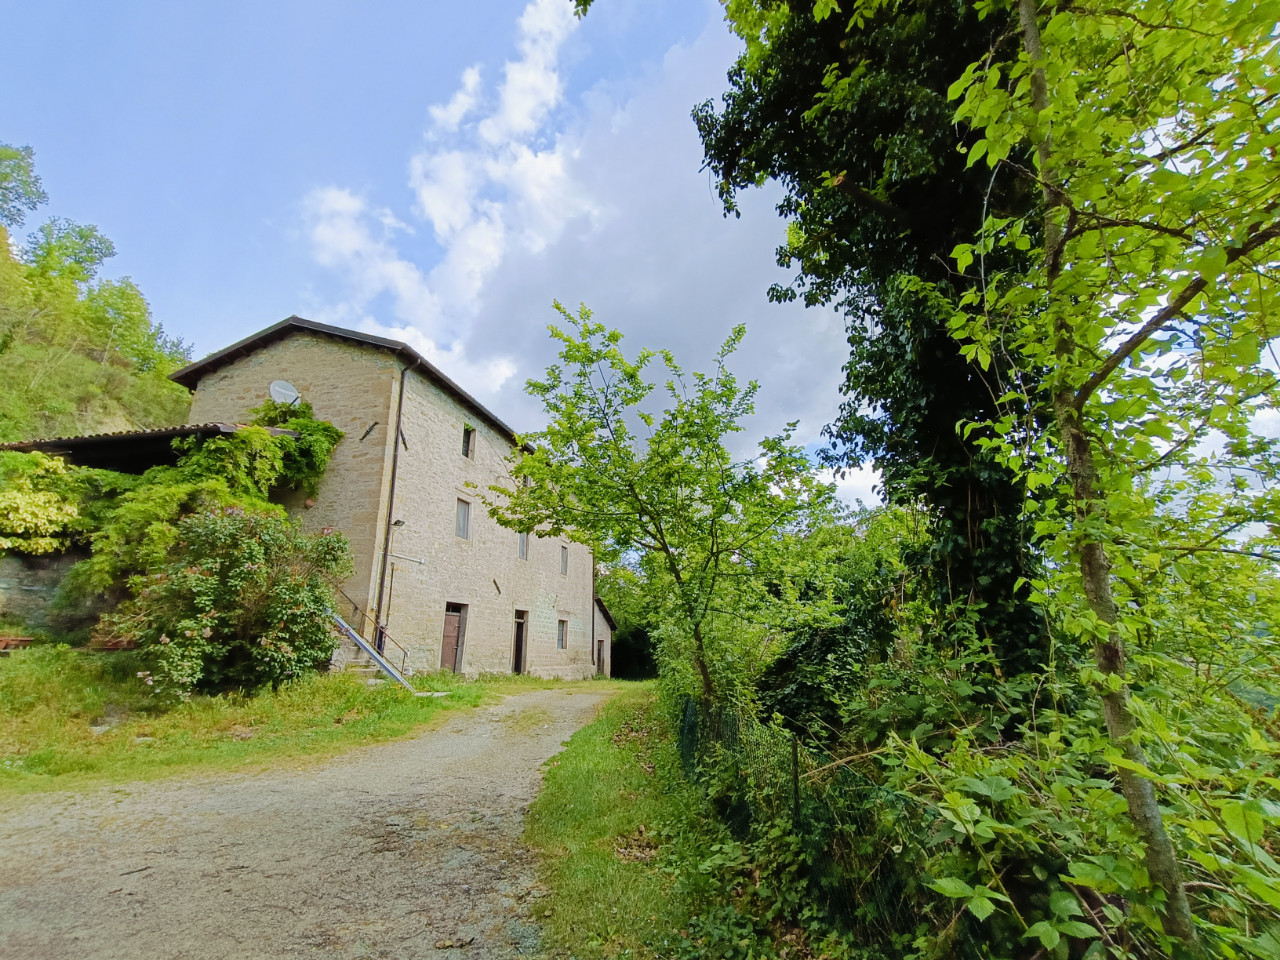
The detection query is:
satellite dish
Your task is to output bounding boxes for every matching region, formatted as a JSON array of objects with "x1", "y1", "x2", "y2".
[{"x1": 269, "y1": 380, "x2": 301, "y2": 405}]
